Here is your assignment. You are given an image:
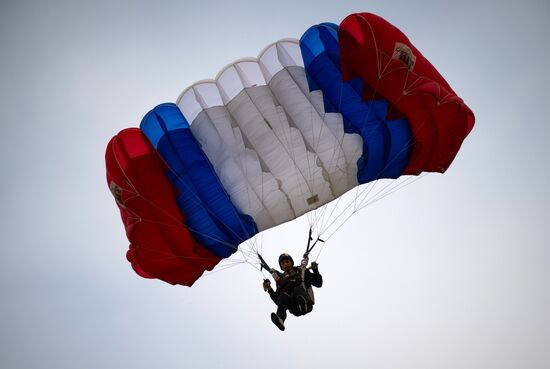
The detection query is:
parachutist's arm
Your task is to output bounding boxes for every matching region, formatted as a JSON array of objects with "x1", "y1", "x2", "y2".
[
  {"x1": 305, "y1": 268, "x2": 323, "y2": 288},
  {"x1": 270, "y1": 269, "x2": 282, "y2": 281},
  {"x1": 263, "y1": 279, "x2": 278, "y2": 304}
]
